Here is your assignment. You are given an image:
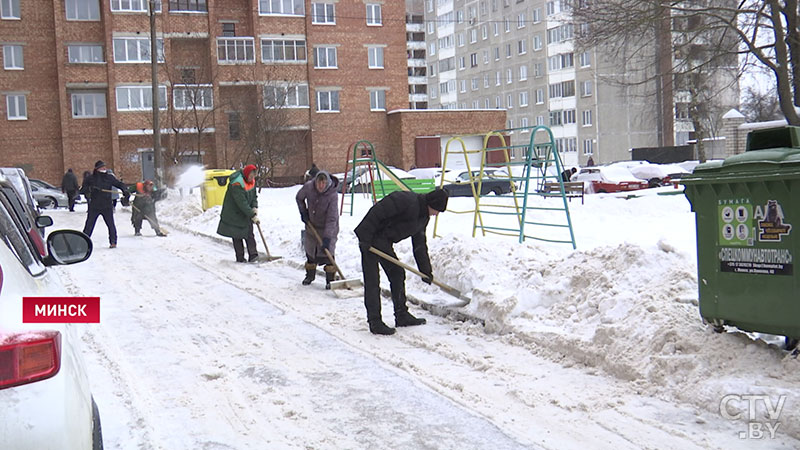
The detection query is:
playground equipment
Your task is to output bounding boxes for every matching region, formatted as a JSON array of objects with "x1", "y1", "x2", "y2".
[{"x1": 434, "y1": 125, "x2": 577, "y2": 249}]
